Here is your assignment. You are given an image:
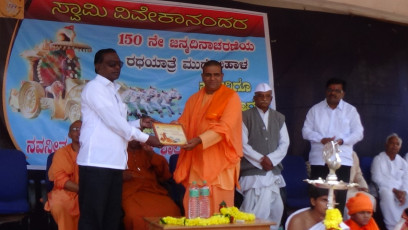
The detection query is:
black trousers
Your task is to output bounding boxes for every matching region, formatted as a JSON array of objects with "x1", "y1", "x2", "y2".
[
  {"x1": 310, "y1": 165, "x2": 351, "y2": 214},
  {"x1": 78, "y1": 166, "x2": 123, "y2": 230}
]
